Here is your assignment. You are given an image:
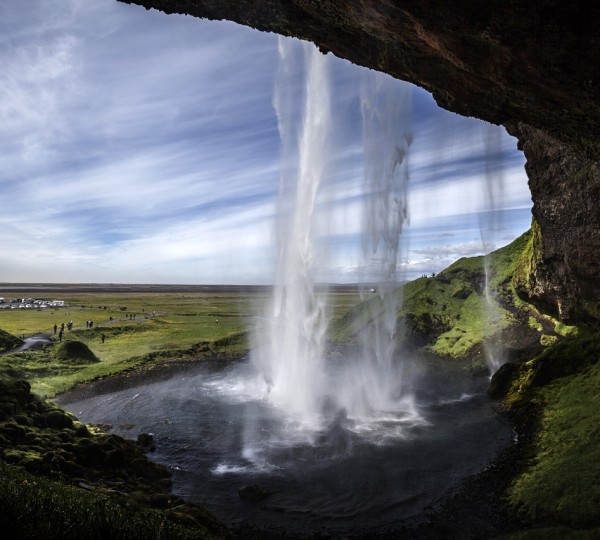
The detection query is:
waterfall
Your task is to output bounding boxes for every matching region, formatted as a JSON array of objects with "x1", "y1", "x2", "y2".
[
  {"x1": 250, "y1": 38, "x2": 331, "y2": 428},
  {"x1": 250, "y1": 40, "x2": 420, "y2": 439},
  {"x1": 480, "y1": 124, "x2": 507, "y2": 375},
  {"x1": 350, "y1": 72, "x2": 414, "y2": 417}
]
